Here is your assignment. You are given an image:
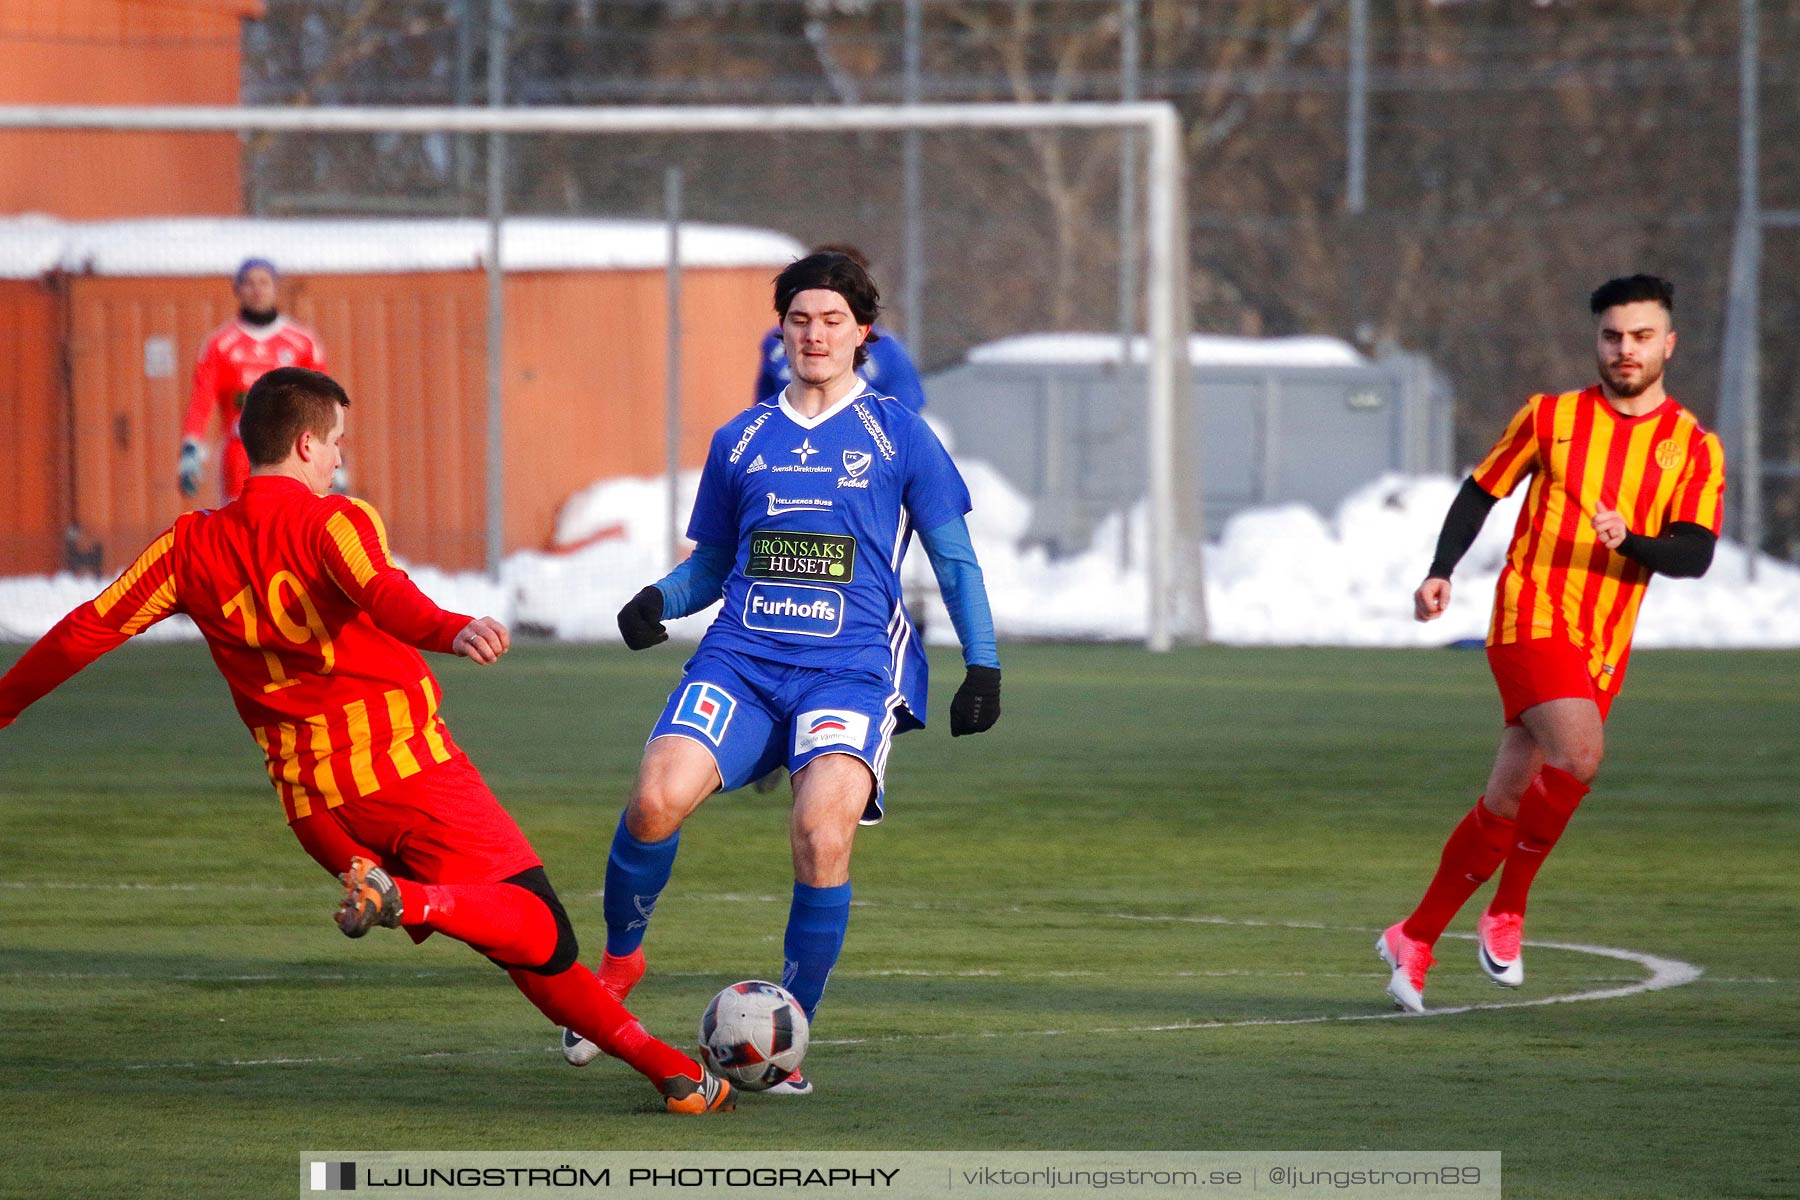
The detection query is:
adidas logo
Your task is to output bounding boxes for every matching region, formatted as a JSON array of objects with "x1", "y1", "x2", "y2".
[{"x1": 746, "y1": 455, "x2": 768, "y2": 474}]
